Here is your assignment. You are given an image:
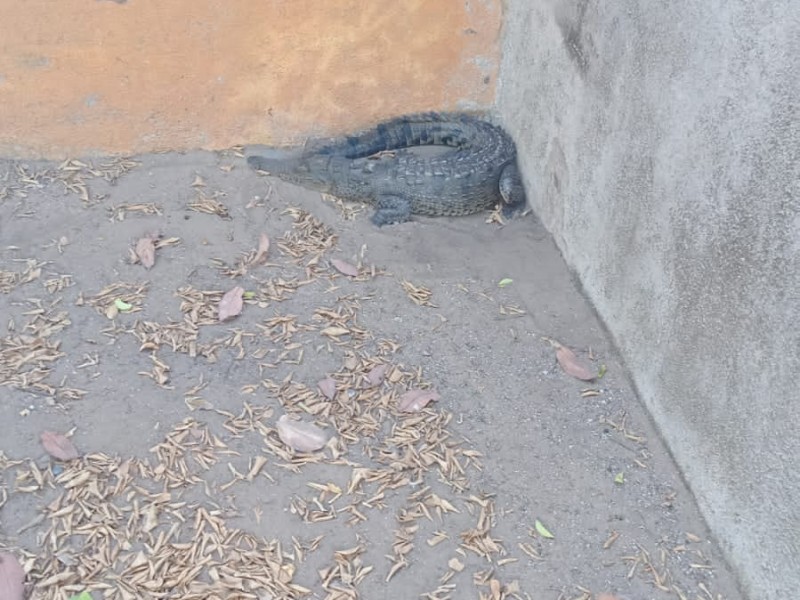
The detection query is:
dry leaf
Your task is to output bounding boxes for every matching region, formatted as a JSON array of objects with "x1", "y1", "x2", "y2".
[
  {"x1": 218, "y1": 286, "x2": 244, "y2": 322},
  {"x1": 317, "y1": 378, "x2": 336, "y2": 400},
  {"x1": 597, "y1": 595, "x2": 622, "y2": 600},
  {"x1": 489, "y1": 579, "x2": 502, "y2": 598},
  {"x1": 398, "y1": 389, "x2": 440, "y2": 412},
  {"x1": 448, "y1": 558, "x2": 464, "y2": 572},
  {"x1": 185, "y1": 396, "x2": 214, "y2": 411},
  {"x1": 0, "y1": 552, "x2": 25, "y2": 600},
  {"x1": 254, "y1": 233, "x2": 270, "y2": 264},
  {"x1": 191, "y1": 174, "x2": 206, "y2": 187},
  {"x1": 276, "y1": 415, "x2": 329, "y2": 452},
  {"x1": 555, "y1": 343, "x2": 595, "y2": 381},
  {"x1": 40, "y1": 431, "x2": 79, "y2": 461},
  {"x1": 134, "y1": 237, "x2": 156, "y2": 269},
  {"x1": 365, "y1": 364, "x2": 389, "y2": 388},
  {"x1": 331, "y1": 258, "x2": 359, "y2": 277},
  {"x1": 142, "y1": 505, "x2": 159, "y2": 533},
  {"x1": 321, "y1": 326, "x2": 349, "y2": 338}
]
